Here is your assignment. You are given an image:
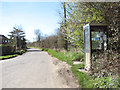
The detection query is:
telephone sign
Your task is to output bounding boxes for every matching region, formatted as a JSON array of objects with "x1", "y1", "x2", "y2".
[{"x1": 94, "y1": 37, "x2": 100, "y2": 40}]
